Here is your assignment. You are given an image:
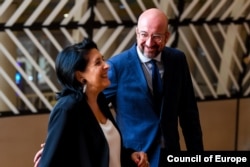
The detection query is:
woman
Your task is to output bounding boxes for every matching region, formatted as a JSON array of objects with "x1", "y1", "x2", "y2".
[{"x1": 36, "y1": 38, "x2": 149, "y2": 167}]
